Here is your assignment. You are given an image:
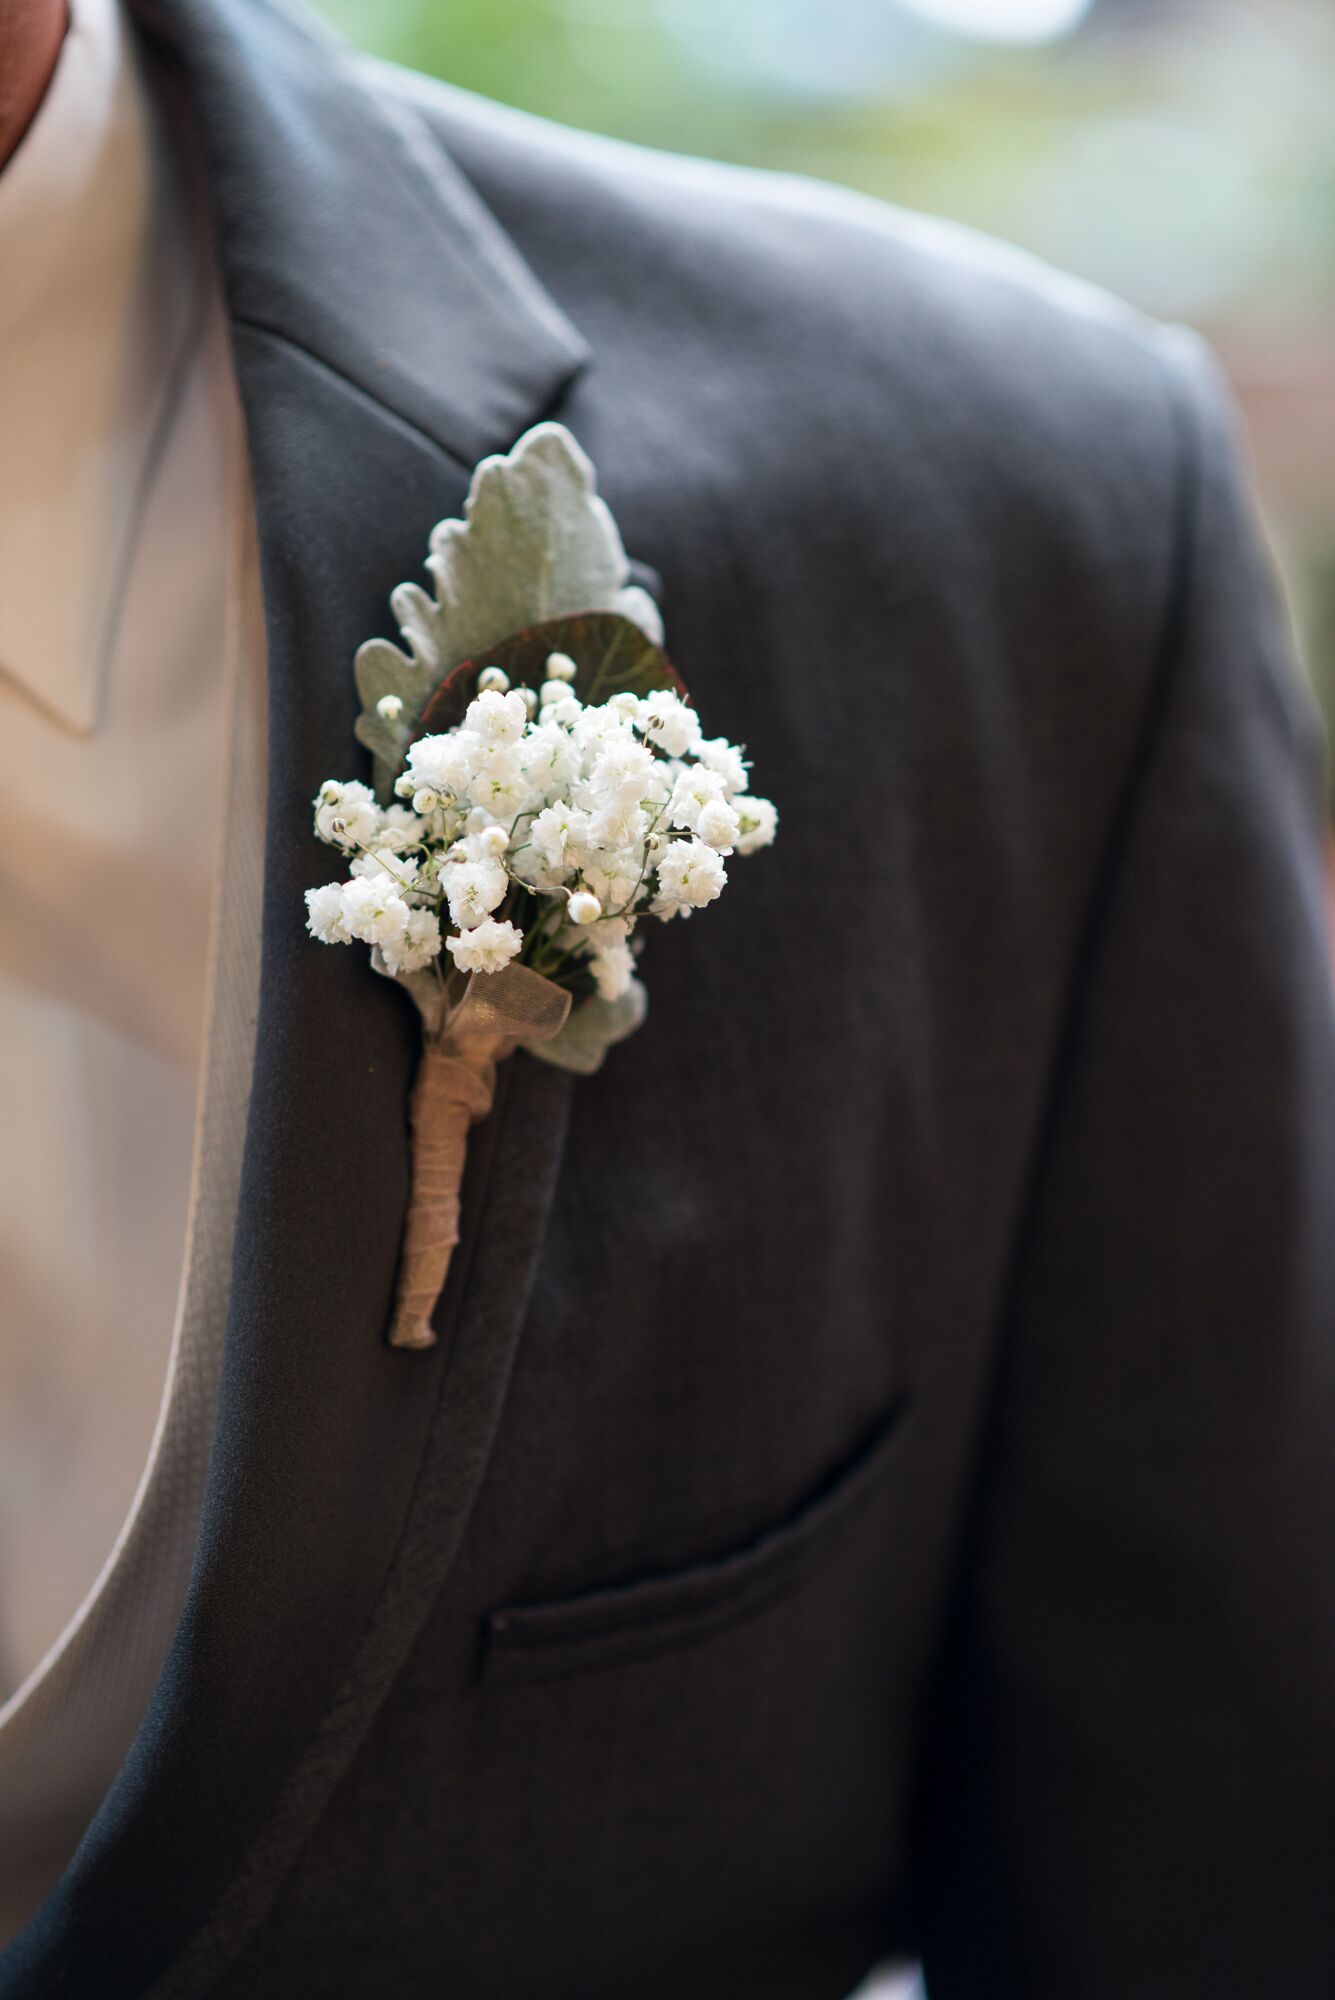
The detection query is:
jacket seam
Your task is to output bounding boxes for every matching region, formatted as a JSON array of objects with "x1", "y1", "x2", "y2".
[
  {"x1": 906, "y1": 336, "x2": 1211, "y2": 1872},
  {"x1": 989, "y1": 342, "x2": 1206, "y2": 1347}
]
